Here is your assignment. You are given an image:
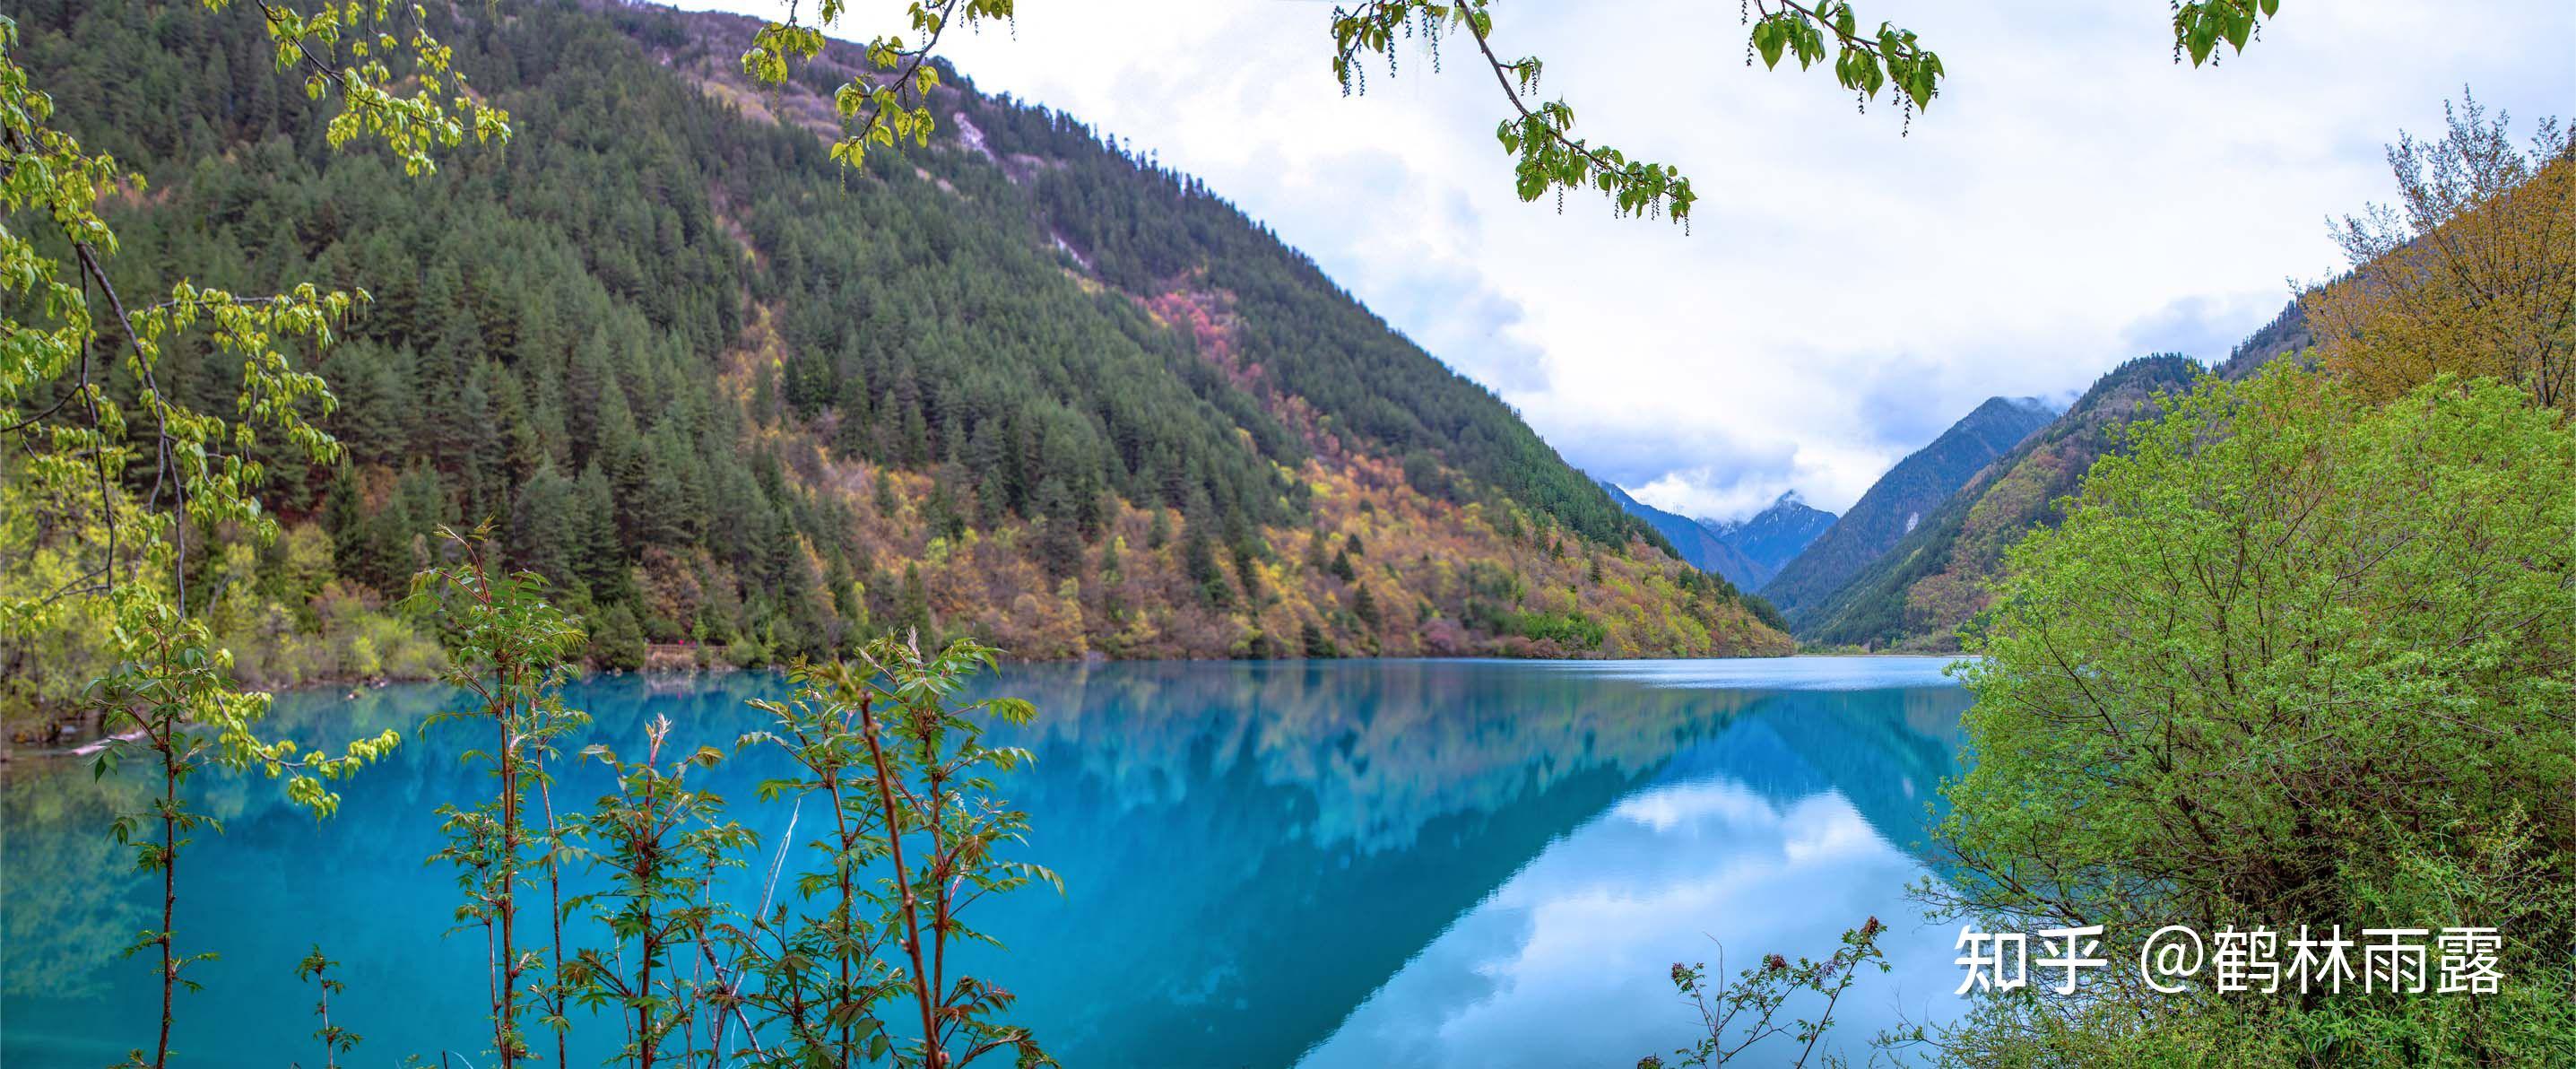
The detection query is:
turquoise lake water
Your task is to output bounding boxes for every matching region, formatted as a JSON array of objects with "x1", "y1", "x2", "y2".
[{"x1": 1, "y1": 656, "x2": 1973, "y2": 1066}]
